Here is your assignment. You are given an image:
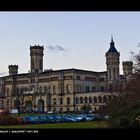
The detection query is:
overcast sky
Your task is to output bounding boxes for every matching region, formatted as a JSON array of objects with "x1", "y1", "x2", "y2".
[{"x1": 0, "y1": 12, "x2": 140, "y2": 76}]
